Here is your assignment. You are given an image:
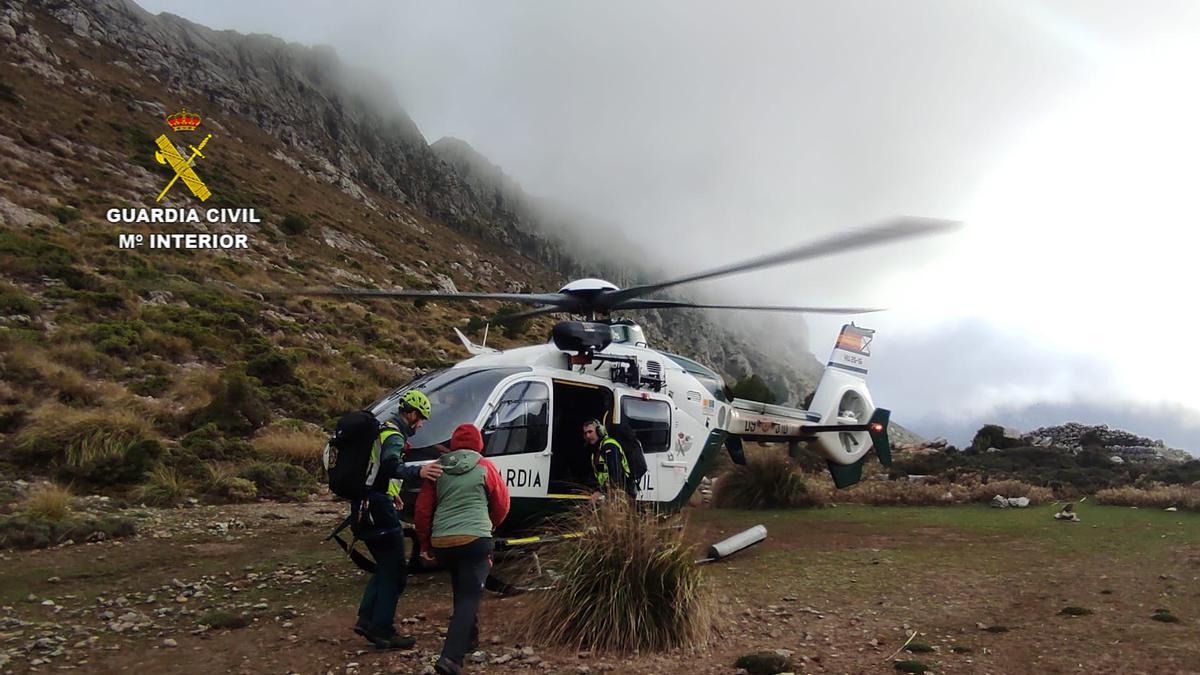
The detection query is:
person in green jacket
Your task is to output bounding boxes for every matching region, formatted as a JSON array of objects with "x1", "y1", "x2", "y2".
[
  {"x1": 353, "y1": 390, "x2": 443, "y2": 649},
  {"x1": 414, "y1": 423, "x2": 510, "y2": 675}
]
